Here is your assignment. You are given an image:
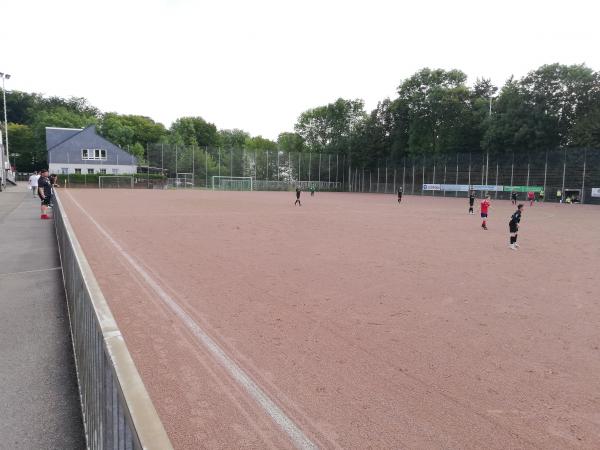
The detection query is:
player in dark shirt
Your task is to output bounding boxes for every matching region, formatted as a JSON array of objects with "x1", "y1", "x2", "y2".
[
  {"x1": 511, "y1": 191, "x2": 518, "y2": 205},
  {"x1": 295, "y1": 187, "x2": 302, "y2": 206},
  {"x1": 397, "y1": 187, "x2": 403, "y2": 204},
  {"x1": 468, "y1": 190, "x2": 475, "y2": 214},
  {"x1": 508, "y1": 204, "x2": 524, "y2": 250},
  {"x1": 37, "y1": 169, "x2": 52, "y2": 220}
]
